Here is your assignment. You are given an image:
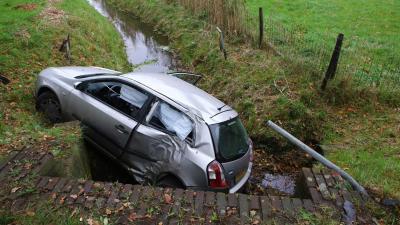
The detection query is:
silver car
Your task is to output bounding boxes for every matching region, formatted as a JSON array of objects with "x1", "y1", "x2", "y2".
[{"x1": 35, "y1": 66, "x2": 253, "y2": 193}]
